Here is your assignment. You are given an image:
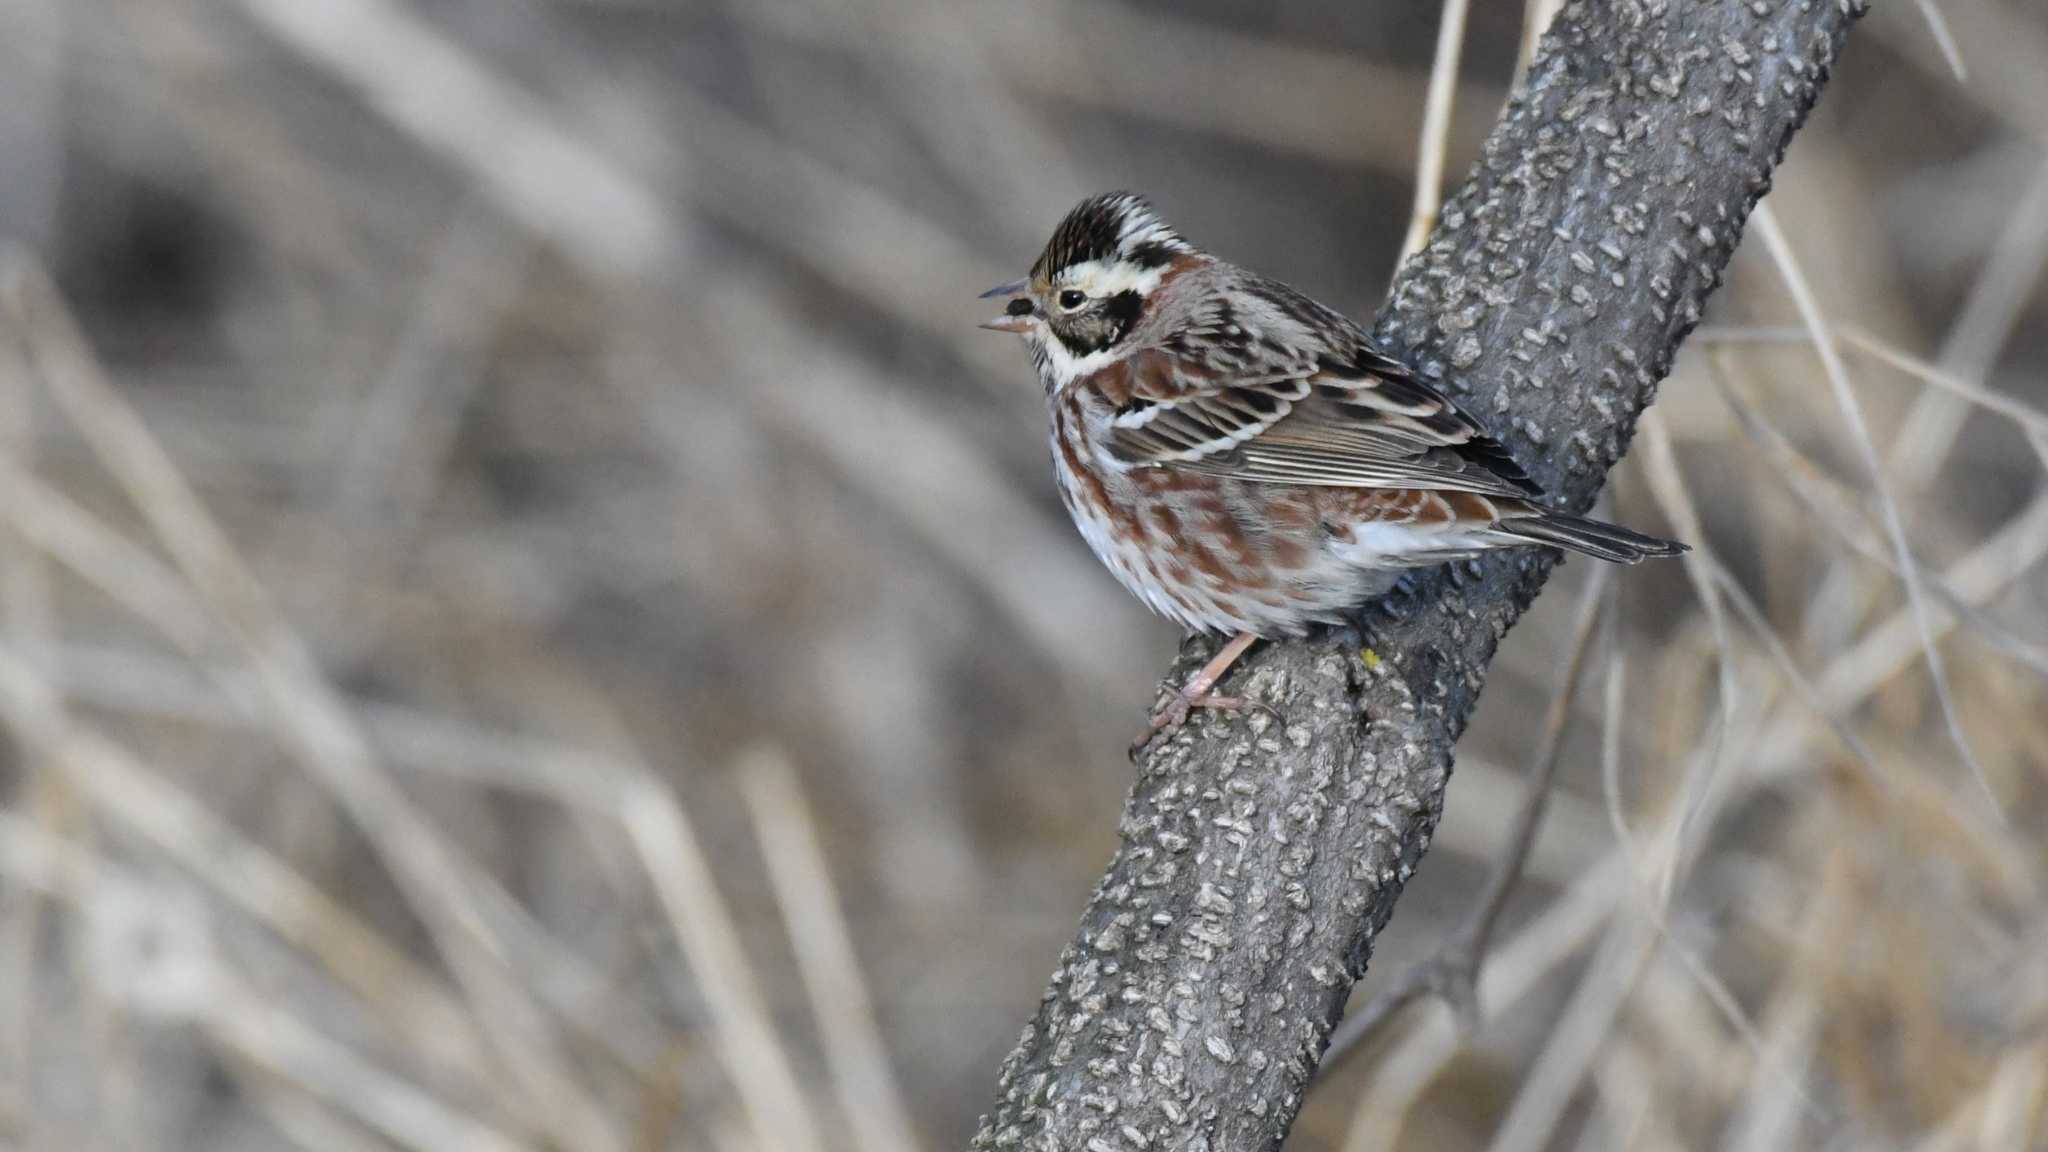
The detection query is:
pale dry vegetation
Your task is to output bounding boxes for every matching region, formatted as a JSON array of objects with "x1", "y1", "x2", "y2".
[{"x1": 0, "y1": 1, "x2": 2042, "y2": 1150}]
